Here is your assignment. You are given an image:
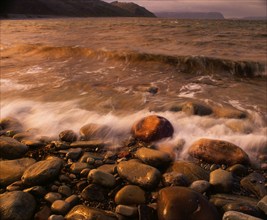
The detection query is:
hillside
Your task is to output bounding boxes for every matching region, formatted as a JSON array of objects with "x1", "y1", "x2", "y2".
[
  {"x1": 156, "y1": 12, "x2": 225, "y2": 20},
  {"x1": 0, "y1": 0, "x2": 155, "y2": 18}
]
